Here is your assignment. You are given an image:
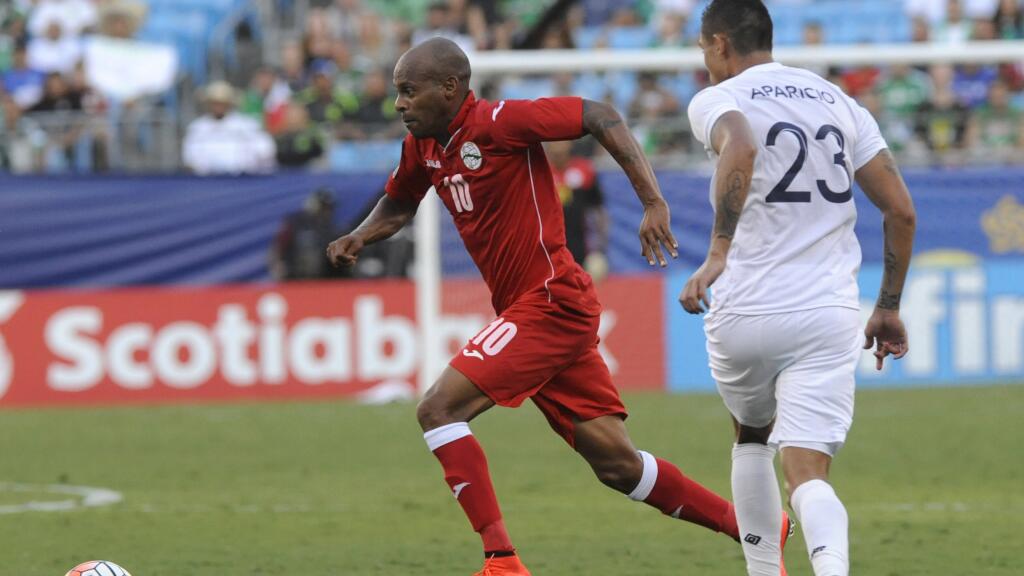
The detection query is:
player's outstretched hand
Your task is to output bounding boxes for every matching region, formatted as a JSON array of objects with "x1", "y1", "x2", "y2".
[
  {"x1": 863, "y1": 308, "x2": 909, "y2": 370},
  {"x1": 679, "y1": 255, "x2": 725, "y2": 314},
  {"x1": 326, "y1": 234, "x2": 365, "y2": 268},
  {"x1": 639, "y1": 200, "x2": 678, "y2": 267}
]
